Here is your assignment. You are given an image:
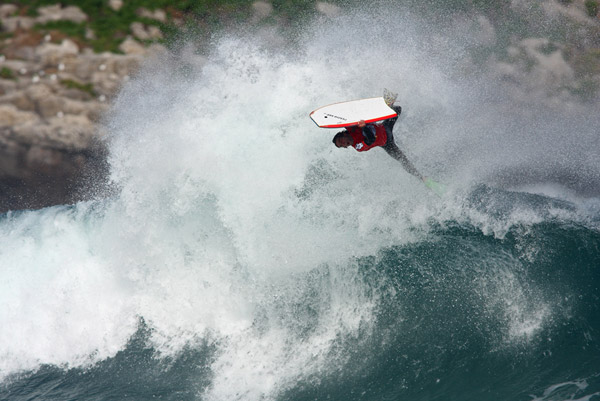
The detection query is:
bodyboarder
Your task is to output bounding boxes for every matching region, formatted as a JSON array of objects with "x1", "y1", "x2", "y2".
[{"x1": 331, "y1": 105, "x2": 426, "y2": 181}]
